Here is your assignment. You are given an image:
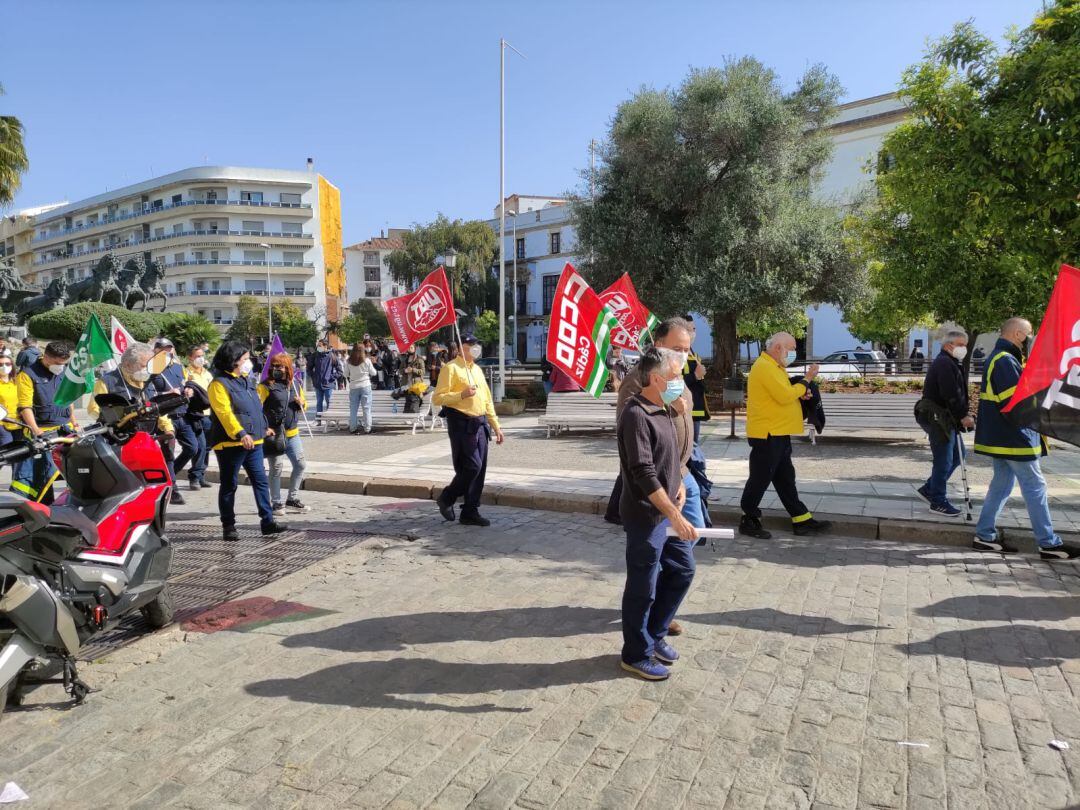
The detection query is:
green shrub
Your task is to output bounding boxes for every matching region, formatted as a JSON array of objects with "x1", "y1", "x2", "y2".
[
  {"x1": 870, "y1": 377, "x2": 887, "y2": 390},
  {"x1": 28, "y1": 303, "x2": 164, "y2": 343},
  {"x1": 158, "y1": 312, "x2": 220, "y2": 355}
]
